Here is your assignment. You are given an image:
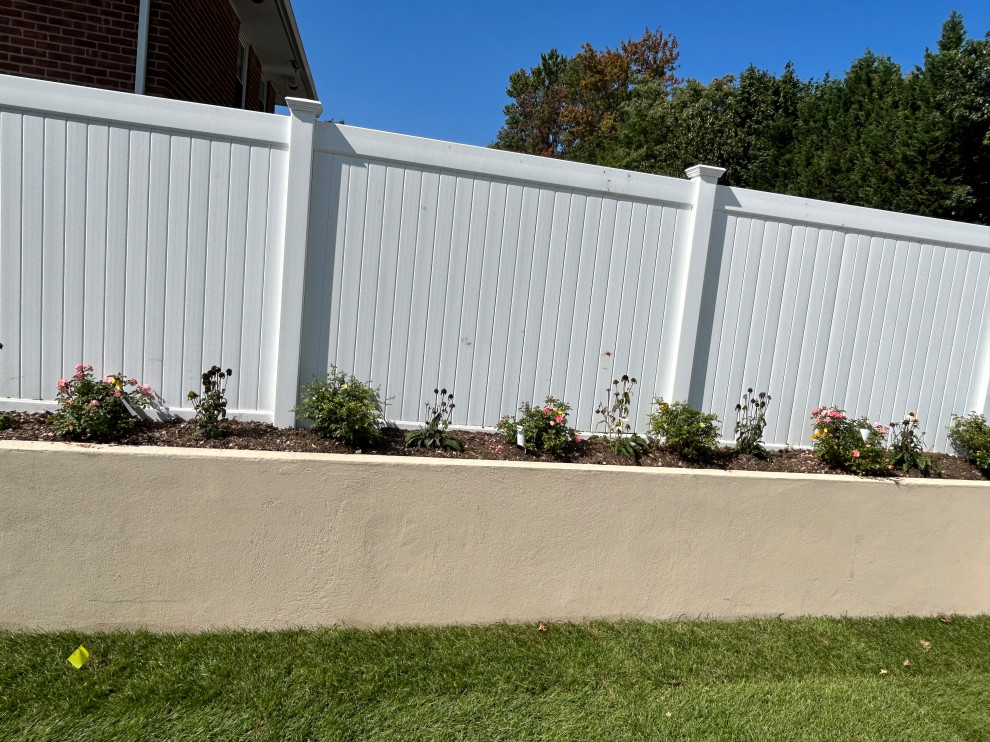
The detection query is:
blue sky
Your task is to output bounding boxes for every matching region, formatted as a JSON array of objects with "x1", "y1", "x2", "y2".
[{"x1": 289, "y1": 1, "x2": 990, "y2": 147}]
